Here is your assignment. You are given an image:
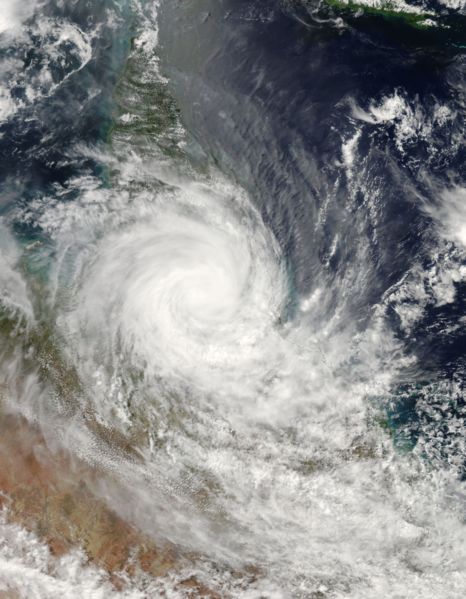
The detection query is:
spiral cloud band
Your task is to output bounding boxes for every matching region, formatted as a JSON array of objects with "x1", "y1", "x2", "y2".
[{"x1": 55, "y1": 177, "x2": 289, "y2": 424}]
